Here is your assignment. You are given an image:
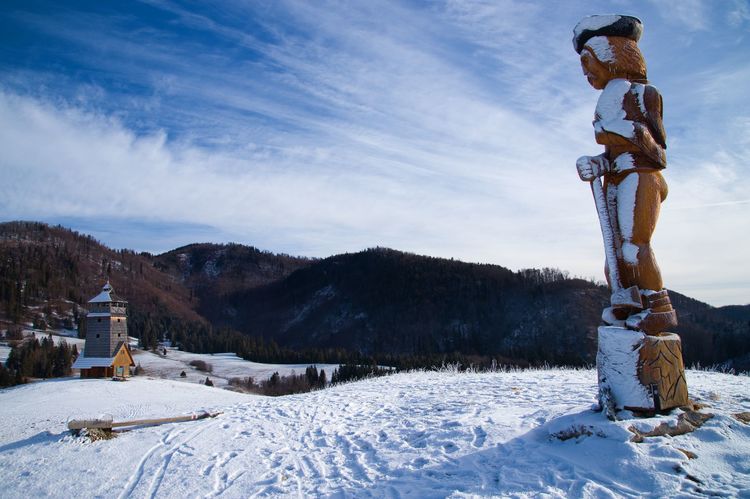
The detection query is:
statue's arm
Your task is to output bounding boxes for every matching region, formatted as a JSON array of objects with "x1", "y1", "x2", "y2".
[
  {"x1": 643, "y1": 85, "x2": 667, "y2": 149},
  {"x1": 627, "y1": 85, "x2": 666, "y2": 167}
]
